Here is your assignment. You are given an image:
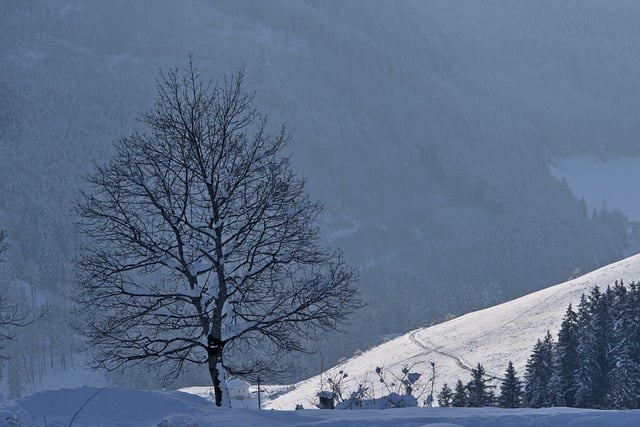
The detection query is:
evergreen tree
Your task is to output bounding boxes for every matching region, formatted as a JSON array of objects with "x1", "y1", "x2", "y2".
[
  {"x1": 467, "y1": 363, "x2": 491, "y2": 407},
  {"x1": 573, "y1": 293, "x2": 592, "y2": 407},
  {"x1": 524, "y1": 331, "x2": 554, "y2": 407},
  {"x1": 486, "y1": 389, "x2": 497, "y2": 407},
  {"x1": 521, "y1": 281, "x2": 640, "y2": 410},
  {"x1": 437, "y1": 383, "x2": 453, "y2": 407},
  {"x1": 550, "y1": 303, "x2": 579, "y2": 406},
  {"x1": 574, "y1": 287, "x2": 612, "y2": 408},
  {"x1": 451, "y1": 379, "x2": 468, "y2": 407},
  {"x1": 498, "y1": 361, "x2": 522, "y2": 408},
  {"x1": 607, "y1": 281, "x2": 640, "y2": 408}
]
